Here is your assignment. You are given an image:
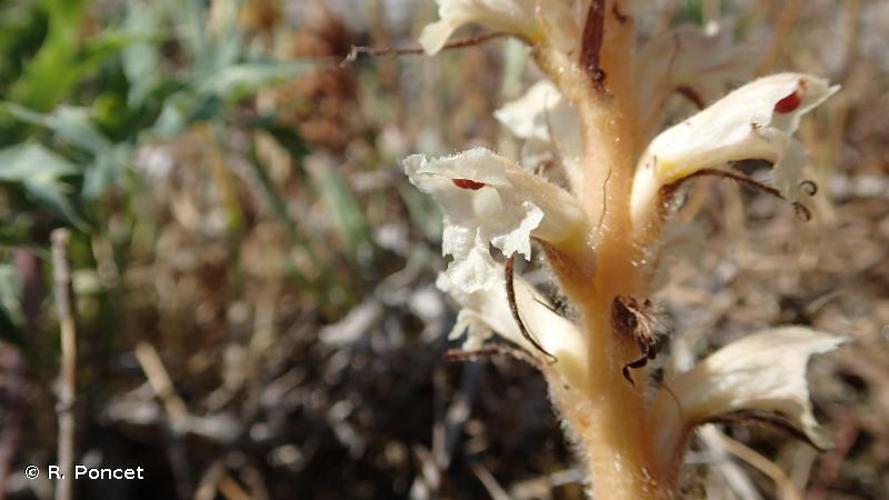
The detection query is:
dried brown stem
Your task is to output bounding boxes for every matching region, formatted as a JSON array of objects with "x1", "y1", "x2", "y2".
[
  {"x1": 342, "y1": 32, "x2": 506, "y2": 65},
  {"x1": 705, "y1": 427, "x2": 802, "y2": 500},
  {"x1": 51, "y1": 229, "x2": 75, "y2": 500},
  {"x1": 443, "y1": 346, "x2": 540, "y2": 368},
  {"x1": 134, "y1": 342, "x2": 189, "y2": 423}
]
